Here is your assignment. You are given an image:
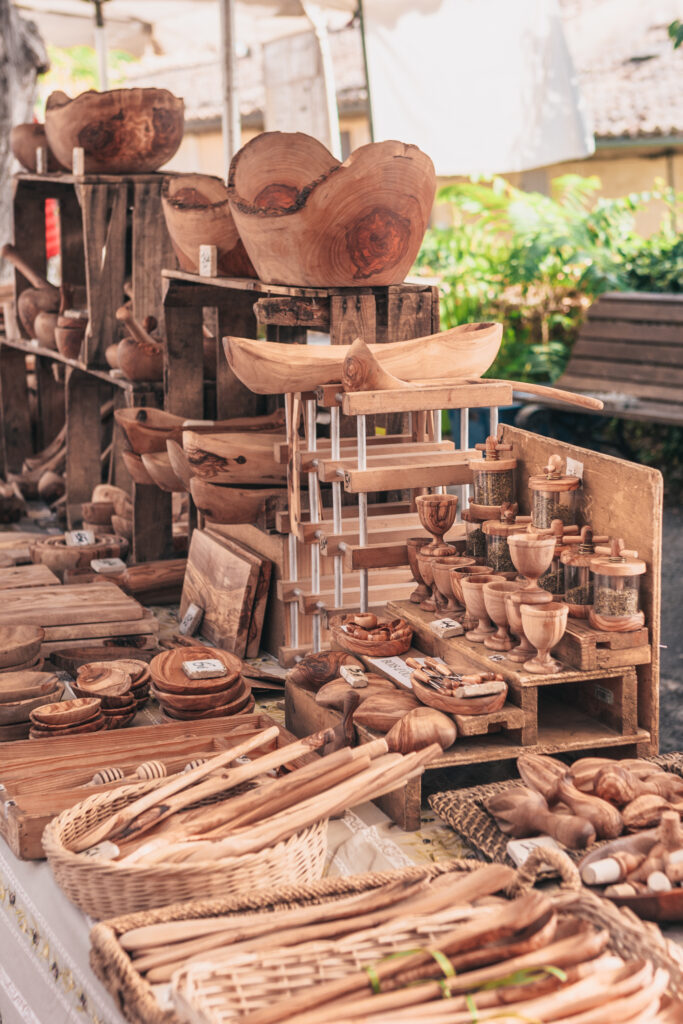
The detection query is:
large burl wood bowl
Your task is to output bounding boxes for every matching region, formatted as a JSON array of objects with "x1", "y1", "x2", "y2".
[
  {"x1": 29, "y1": 534, "x2": 128, "y2": 576},
  {"x1": 45, "y1": 88, "x2": 184, "y2": 174},
  {"x1": 115, "y1": 406, "x2": 286, "y2": 455},
  {"x1": 161, "y1": 174, "x2": 256, "y2": 277},
  {"x1": 11, "y1": 124, "x2": 62, "y2": 171},
  {"x1": 227, "y1": 132, "x2": 436, "y2": 287},
  {"x1": 189, "y1": 478, "x2": 287, "y2": 525}
]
